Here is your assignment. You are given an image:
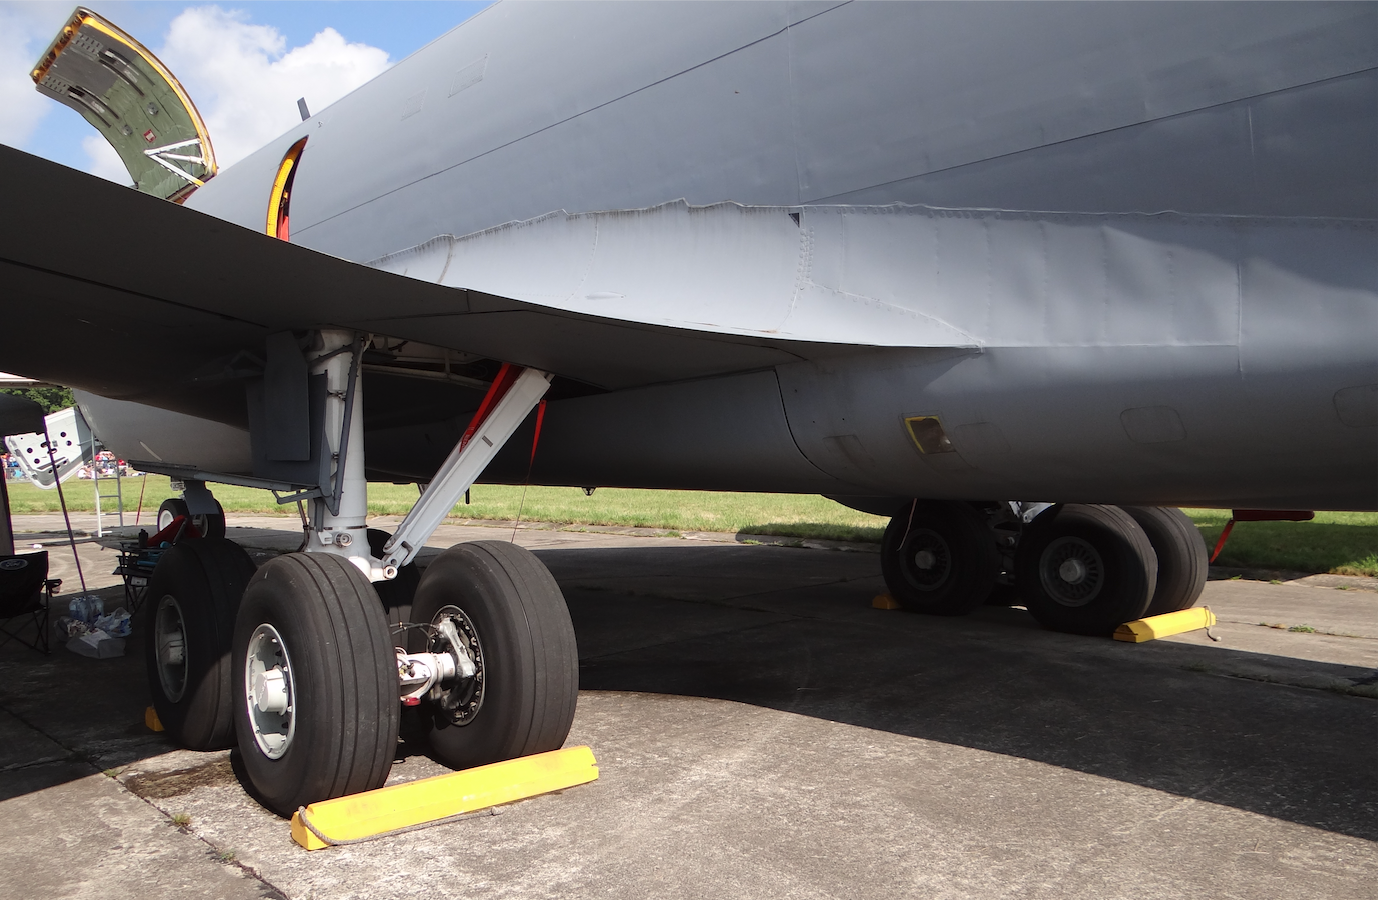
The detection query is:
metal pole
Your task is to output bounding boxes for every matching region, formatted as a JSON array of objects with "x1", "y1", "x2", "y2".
[
  {"x1": 0, "y1": 464, "x2": 14, "y2": 556},
  {"x1": 44, "y1": 426, "x2": 86, "y2": 593}
]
